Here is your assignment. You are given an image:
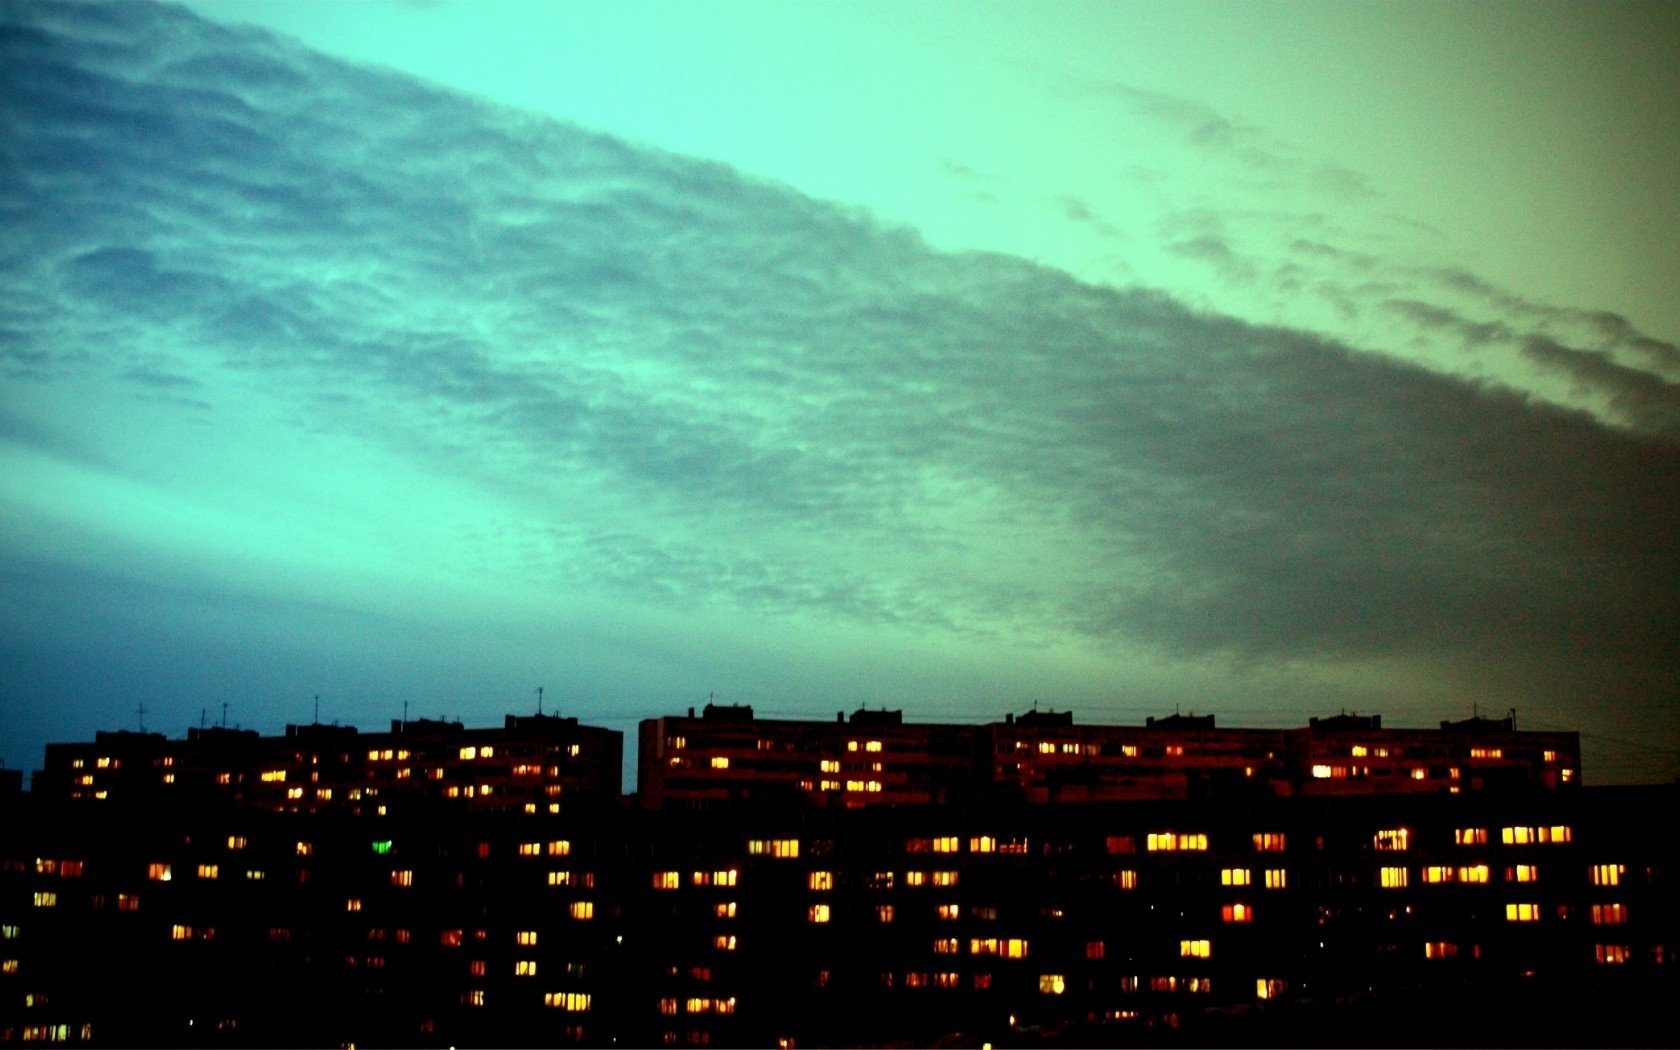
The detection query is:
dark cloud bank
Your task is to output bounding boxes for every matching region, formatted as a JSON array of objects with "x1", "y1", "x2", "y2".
[{"x1": 1, "y1": 3, "x2": 1676, "y2": 781}]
